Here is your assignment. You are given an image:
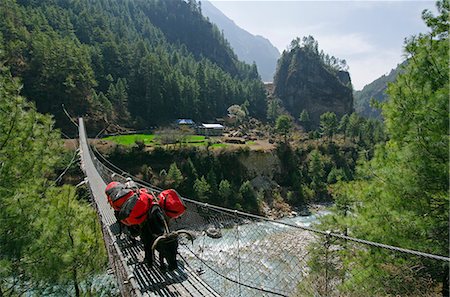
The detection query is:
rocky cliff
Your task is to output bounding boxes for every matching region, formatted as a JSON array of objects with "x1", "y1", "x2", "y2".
[{"x1": 274, "y1": 45, "x2": 353, "y2": 126}]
